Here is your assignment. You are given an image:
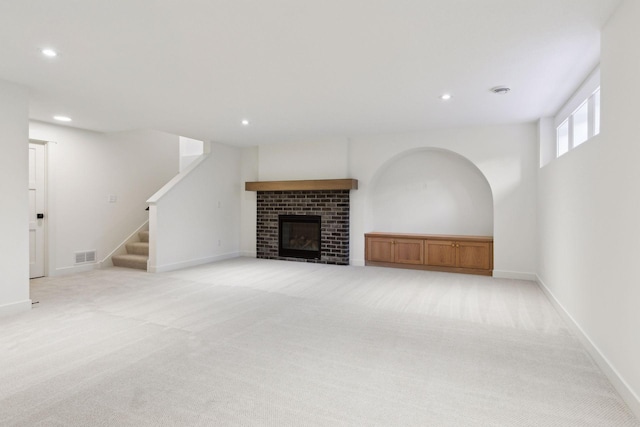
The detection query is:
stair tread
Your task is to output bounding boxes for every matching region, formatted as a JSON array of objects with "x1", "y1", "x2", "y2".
[
  {"x1": 112, "y1": 253, "x2": 148, "y2": 271},
  {"x1": 126, "y1": 242, "x2": 149, "y2": 249},
  {"x1": 126, "y1": 241, "x2": 149, "y2": 256},
  {"x1": 113, "y1": 254, "x2": 148, "y2": 260},
  {"x1": 113, "y1": 230, "x2": 150, "y2": 270}
]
